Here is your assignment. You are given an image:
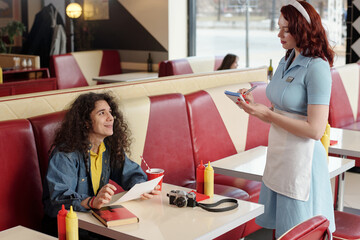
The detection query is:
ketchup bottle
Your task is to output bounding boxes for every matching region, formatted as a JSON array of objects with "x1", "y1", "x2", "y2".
[
  {"x1": 196, "y1": 160, "x2": 205, "y2": 194},
  {"x1": 204, "y1": 161, "x2": 214, "y2": 197},
  {"x1": 57, "y1": 204, "x2": 67, "y2": 240}
]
